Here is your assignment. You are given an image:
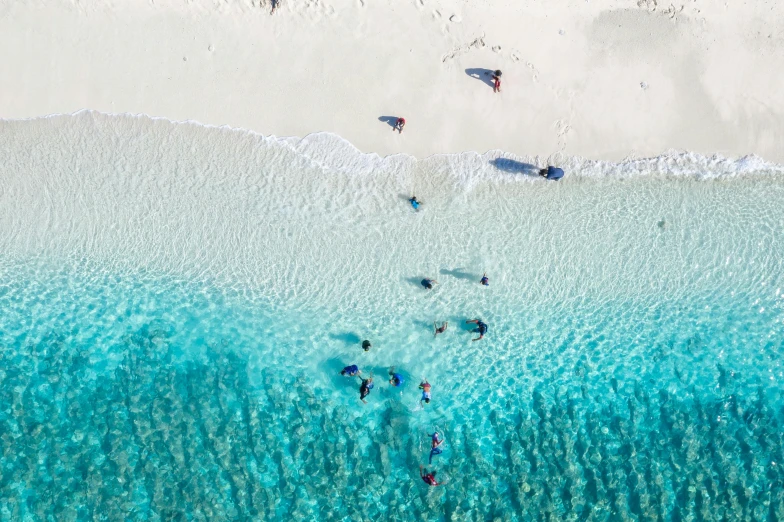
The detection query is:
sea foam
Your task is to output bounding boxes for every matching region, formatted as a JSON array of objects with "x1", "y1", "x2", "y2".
[{"x1": 1, "y1": 111, "x2": 783, "y2": 521}]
